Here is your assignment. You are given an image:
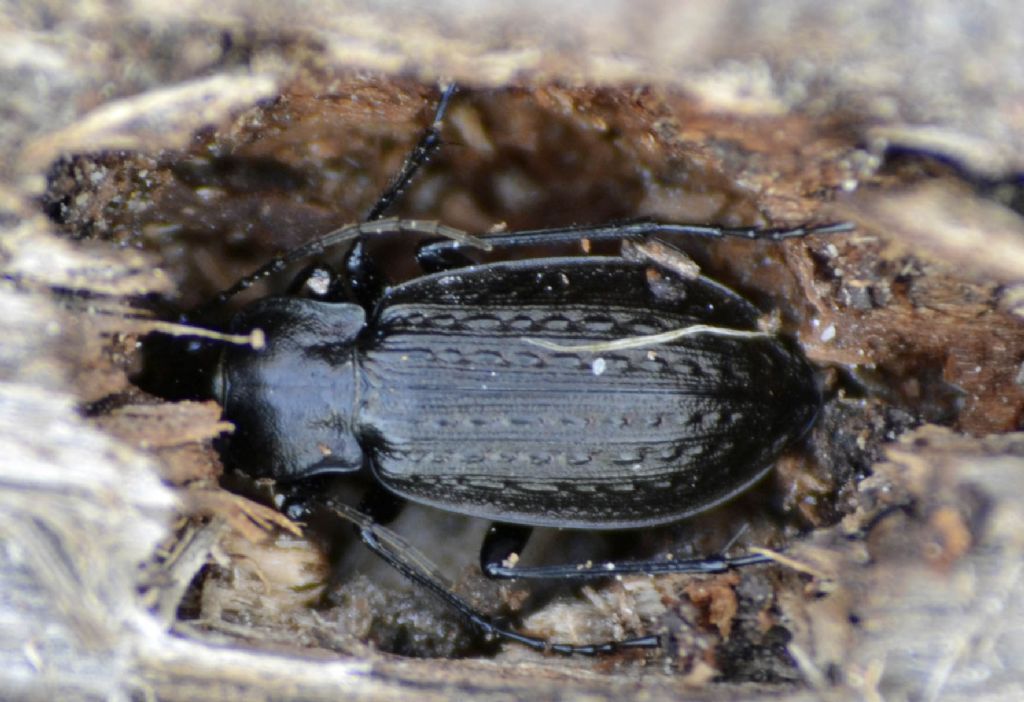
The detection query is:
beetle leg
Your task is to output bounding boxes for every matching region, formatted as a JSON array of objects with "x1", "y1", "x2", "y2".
[
  {"x1": 364, "y1": 83, "x2": 457, "y2": 222},
  {"x1": 418, "y1": 219, "x2": 853, "y2": 261},
  {"x1": 196, "y1": 219, "x2": 489, "y2": 314},
  {"x1": 319, "y1": 497, "x2": 660, "y2": 655},
  {"x1": 415, "y1": 238, "x2": 477, "y2": 272},
  {"x1": 274, "y1": 84, "x2": 460, "y2": 311},
  {"x1": 342, "y1": 84, "x2": 460, "y2": 306},
  {"x1": 482, "y1": 551, "x2": 772, "y2": 580},
  {"x1": 358, "y1": 482, "x2": 405, "y2": 526},
  {"x1": 353, "y1": 516, "x2": 661, "y2": 656},
  {"x1": 479, "y1": 523, "x2": 534, "y2": 577},
  {"x1": 343, "y1": 238, "x2": 389, "y2": 310}
]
